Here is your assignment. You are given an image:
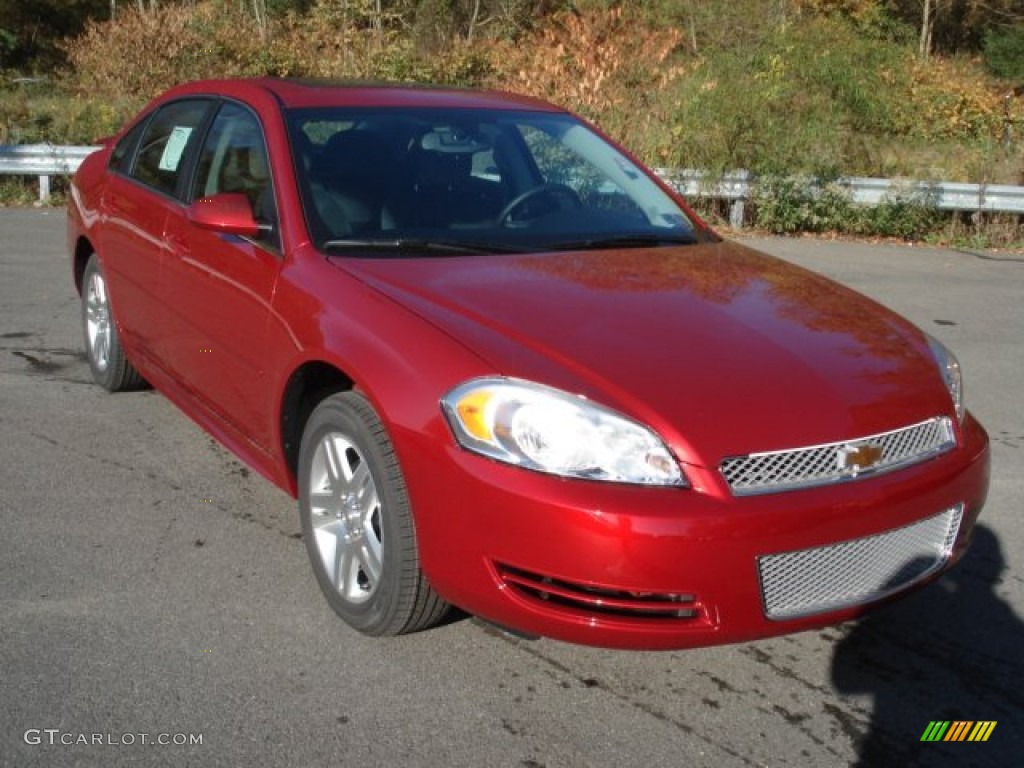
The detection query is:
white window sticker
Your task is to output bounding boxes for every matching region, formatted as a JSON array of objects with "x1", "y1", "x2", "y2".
[{"x1": 158, "y1": 126, "x2": 193, "y2": 172}]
